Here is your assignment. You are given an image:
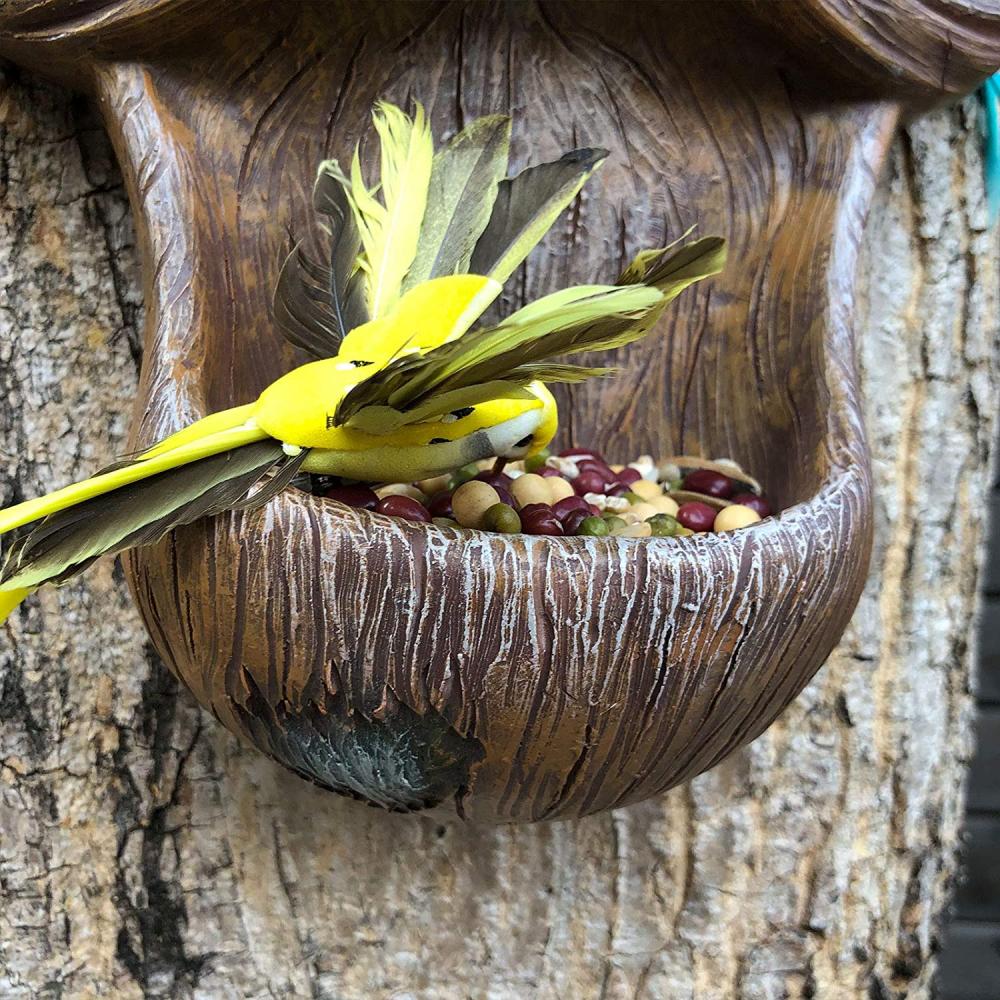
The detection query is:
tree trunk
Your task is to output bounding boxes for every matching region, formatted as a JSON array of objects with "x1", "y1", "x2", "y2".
[{"x1": 1, "y1": 64, "x2": 997, "y2": 1000}]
